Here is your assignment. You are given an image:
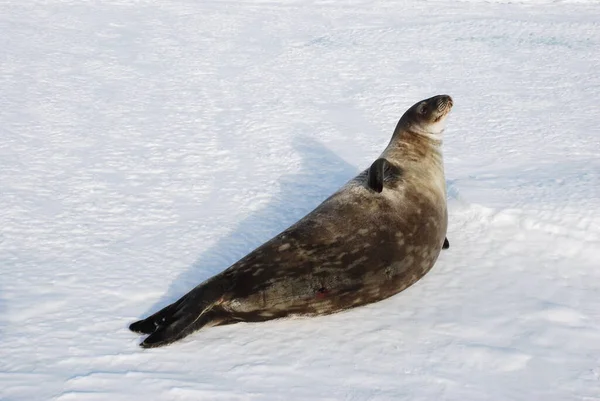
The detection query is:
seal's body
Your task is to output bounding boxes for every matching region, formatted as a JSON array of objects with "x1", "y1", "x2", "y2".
[{"x1": 130, "y1": 95, "x2": 453, "y2": 348}]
